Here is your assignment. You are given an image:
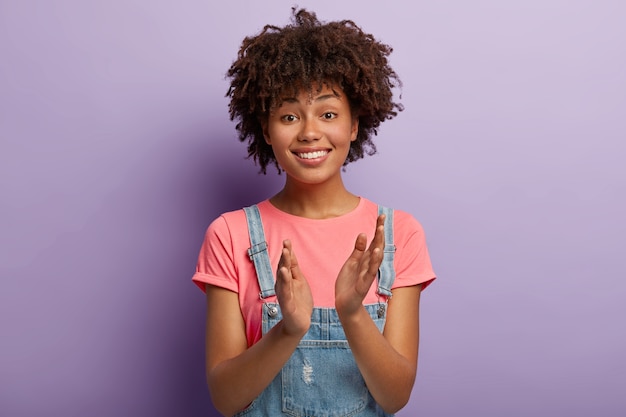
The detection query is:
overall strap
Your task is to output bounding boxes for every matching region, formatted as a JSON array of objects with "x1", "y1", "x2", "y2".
[
  {"x1": 243, "y1": 205, "x2": 276, "y2": 299},
  {"x1": 377, "y1": 205, "x2": 396, "y2": 297}
]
